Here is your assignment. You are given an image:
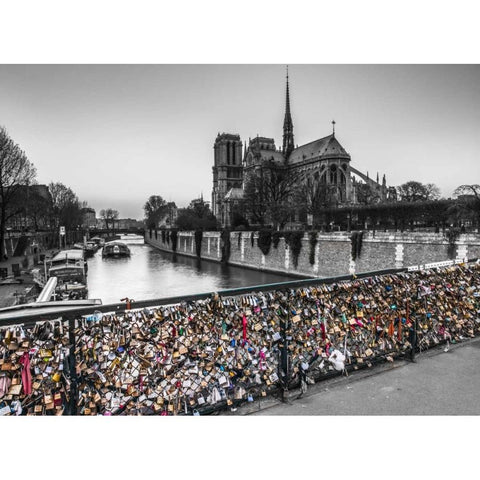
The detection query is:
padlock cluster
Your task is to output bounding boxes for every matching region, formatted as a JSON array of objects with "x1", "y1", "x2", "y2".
[
  {"x1": 0, "y1": 321, "x2": 72, "y2": 415},
  {"x1": 285, "y1": 263, "x2": 480, "y2": 381},
  {"x1": 1, "y1": 262, "x2": 479, "y2": 415},
  {"x1": 73, "y1": 296, "x2": 282, "y2": 415}
]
